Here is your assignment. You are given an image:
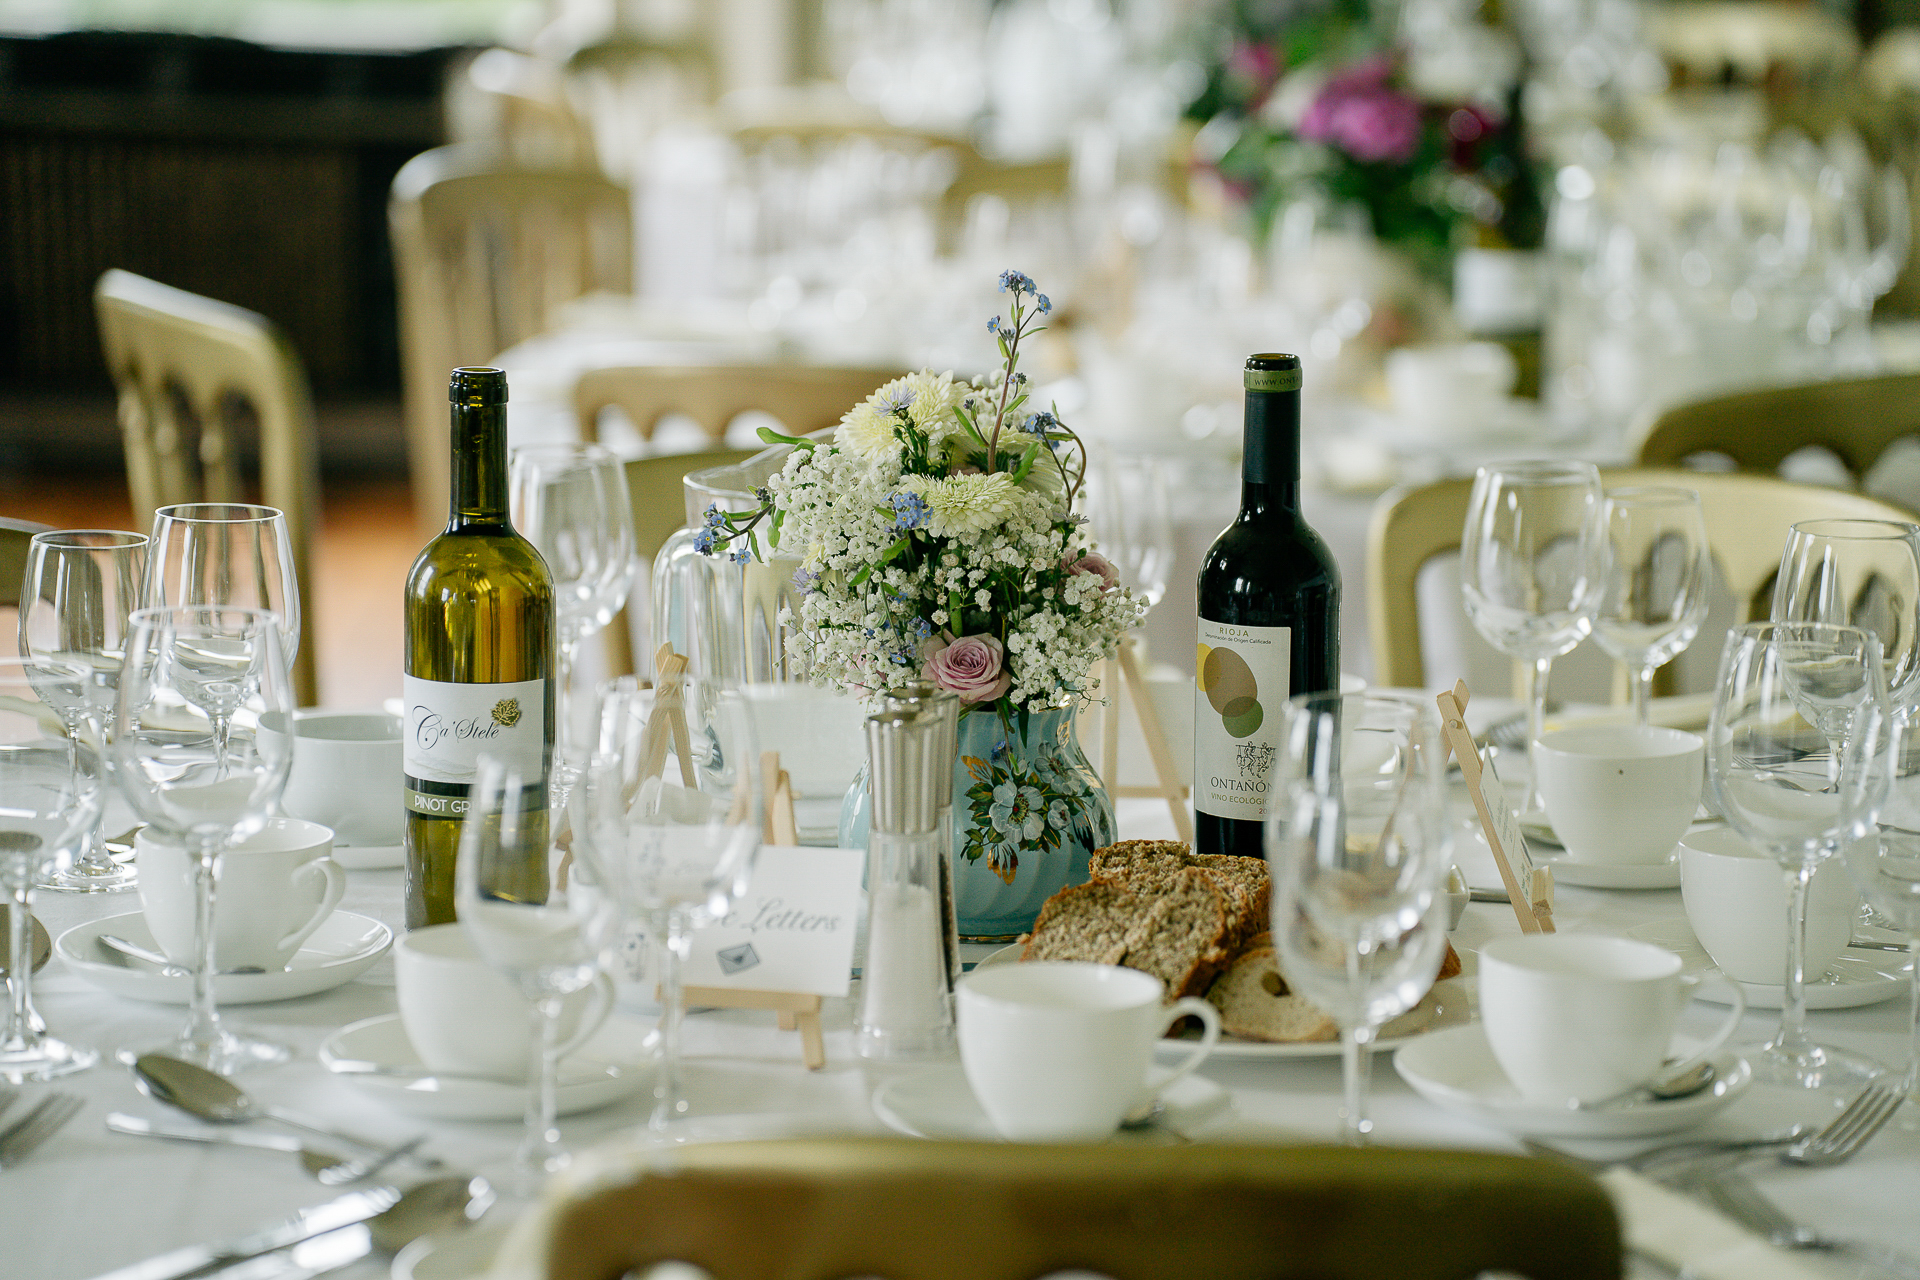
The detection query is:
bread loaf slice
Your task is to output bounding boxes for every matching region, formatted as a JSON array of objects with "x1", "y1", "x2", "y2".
[
  {"x1": 1019, "y1": 867, "x2": 1233, "y2": 999},
  {"x1": 1205, "y1": 930, "x2": 1465, "y2": 1043},
  {"x1": 1088, "y1": 840, "x2": 1272, "y2": 948}
]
